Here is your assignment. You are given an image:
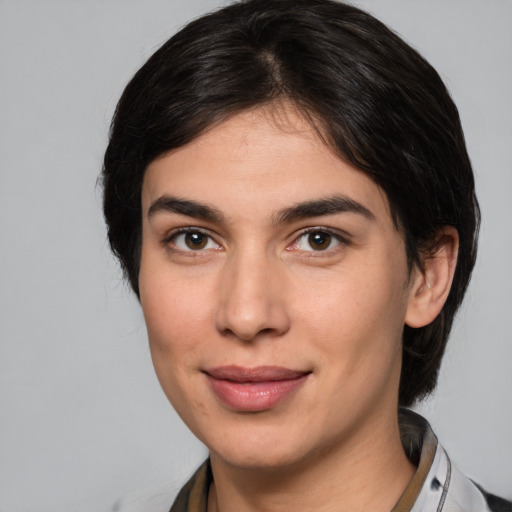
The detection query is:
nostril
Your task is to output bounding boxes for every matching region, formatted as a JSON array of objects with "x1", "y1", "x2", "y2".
[
  {"x1": 220, "y1": 325, "x2": 277, "y2": 342},
  {"x1": 214, "y1": 260, "x2": 291, "y2": 341}
]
